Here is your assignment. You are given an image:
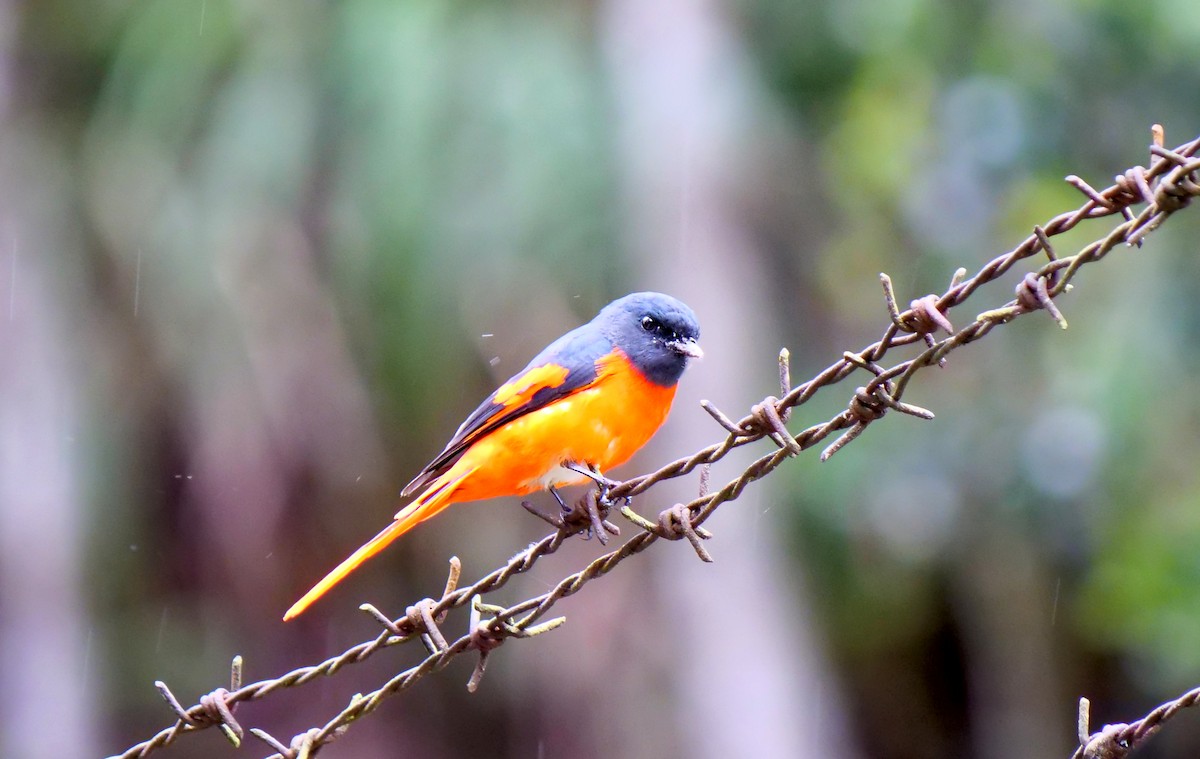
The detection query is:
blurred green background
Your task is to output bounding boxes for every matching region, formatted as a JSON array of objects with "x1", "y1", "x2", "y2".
[{"x1": 4, "y1": 1, "x2": 1200, "y2": 757}]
